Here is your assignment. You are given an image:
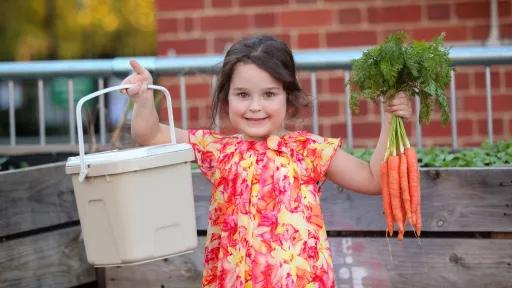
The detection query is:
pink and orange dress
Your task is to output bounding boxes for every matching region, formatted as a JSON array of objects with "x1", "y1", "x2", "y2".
[{"x1": 189, "y1": 130, "x2": 341, "y2": 288}]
